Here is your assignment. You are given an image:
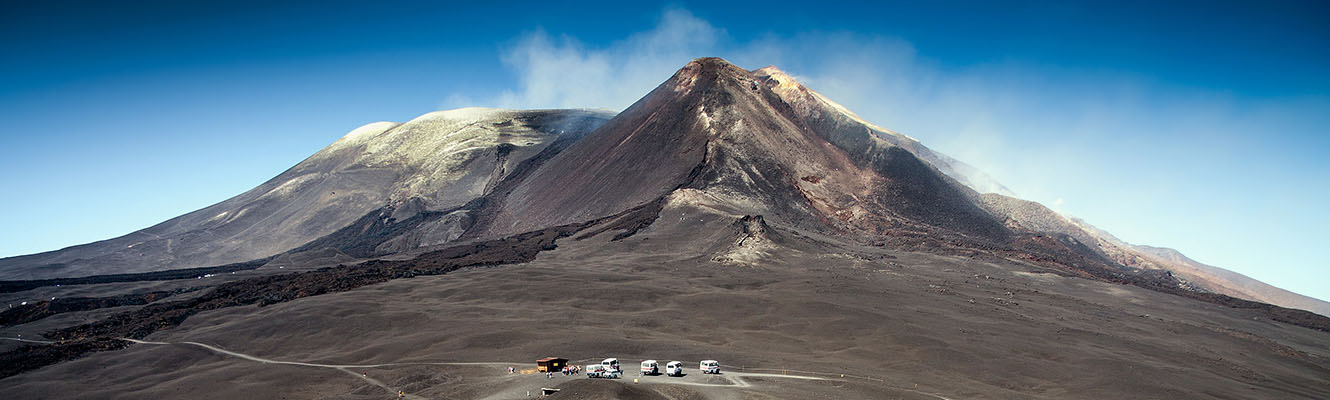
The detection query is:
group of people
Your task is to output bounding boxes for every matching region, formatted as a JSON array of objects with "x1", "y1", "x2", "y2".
[
  {"x1": 507, "y1": 364, "x2": 582, "y2": 378},
  {"x1": 546, "y1": 365, "x2": 581, "y2": 378},
  {"x1": 542, "y1": 364, "x2": 579, "y2": 377},
  {"x1": 561, "y1": 365, "x2": 581, "y2": 375}
]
